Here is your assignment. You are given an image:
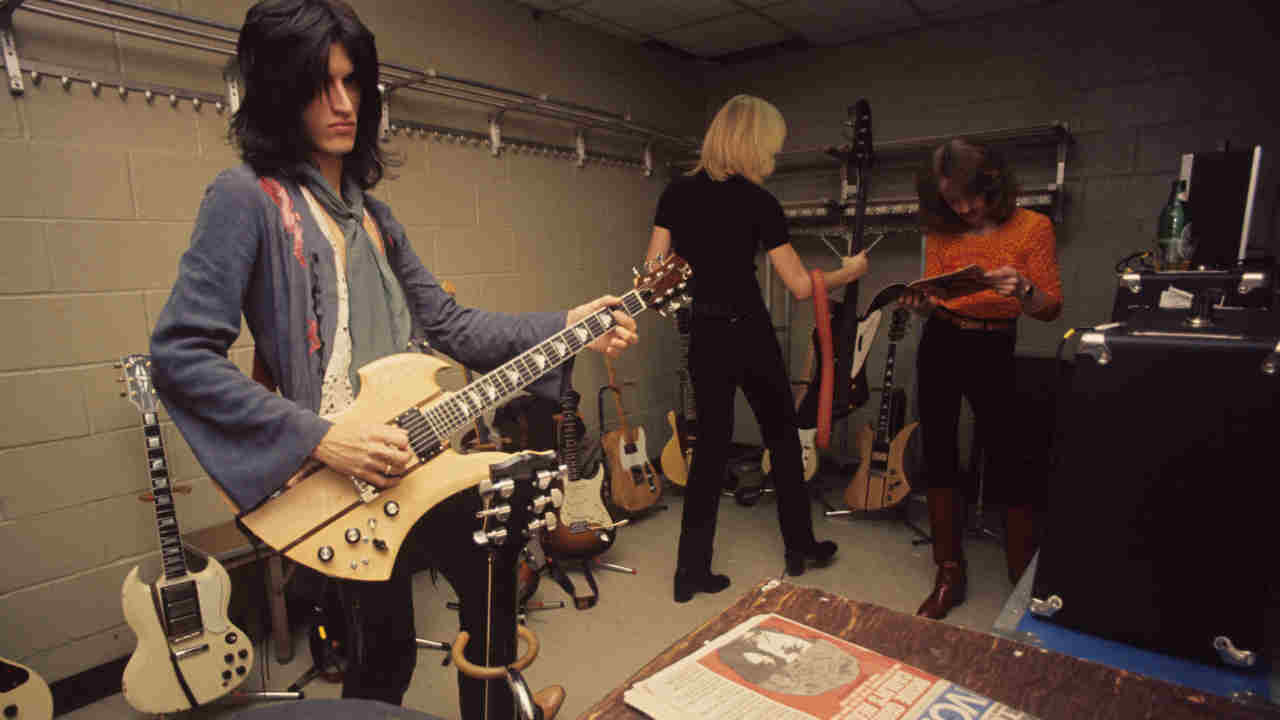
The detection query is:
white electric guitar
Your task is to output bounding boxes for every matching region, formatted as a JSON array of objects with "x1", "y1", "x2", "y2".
[
  {"x1": 1, "y1": 658, "x2": 53, "y2": 720},
  {"x1": 117, "y1": 354, "x2": 255, "y2": 714}
]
